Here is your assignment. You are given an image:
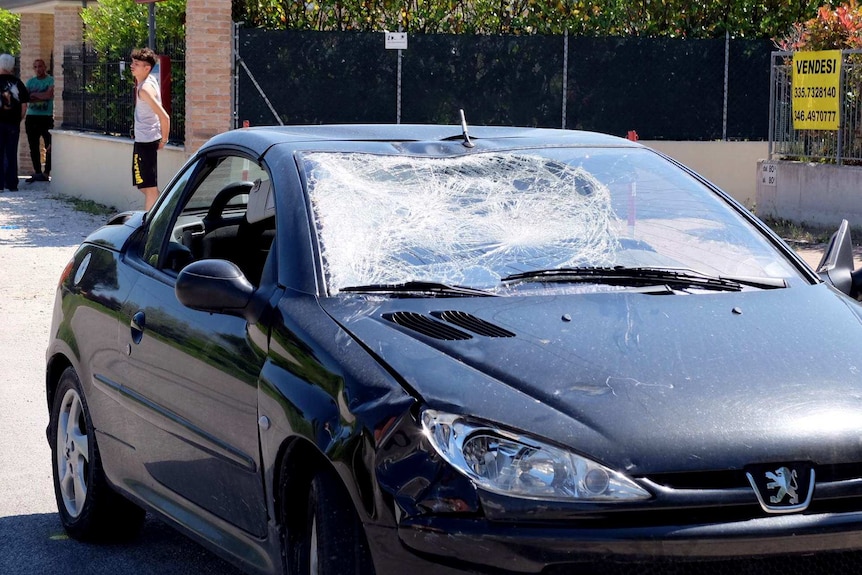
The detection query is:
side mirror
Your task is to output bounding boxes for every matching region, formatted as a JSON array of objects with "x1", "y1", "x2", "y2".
[
  {"x1": 176, "y1": 259, "x2": 259, "y2": 321},
  {"x1": 817, "y1": 219, "x2": 862, "y2": 298}
]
